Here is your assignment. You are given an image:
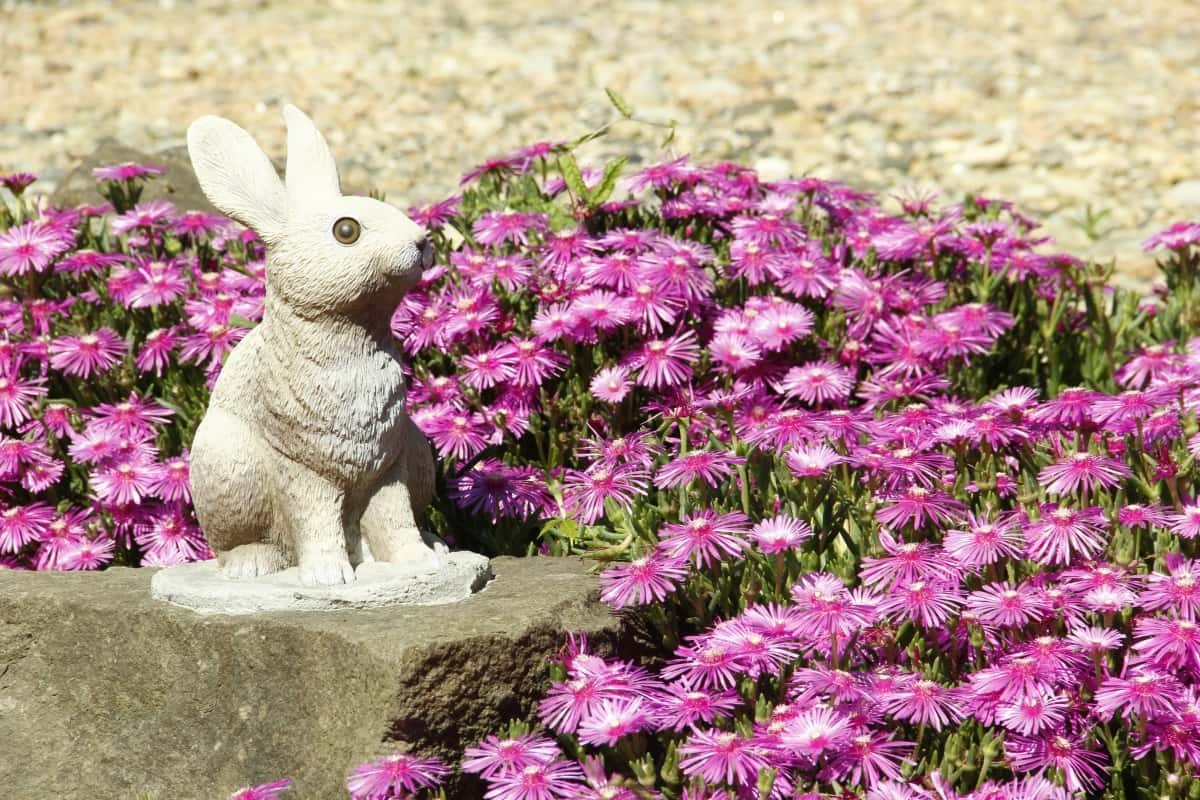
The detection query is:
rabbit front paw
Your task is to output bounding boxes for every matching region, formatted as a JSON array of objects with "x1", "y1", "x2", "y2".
[{"x1": 297, "y1": 555, "x2": 356, "y2": 586}]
